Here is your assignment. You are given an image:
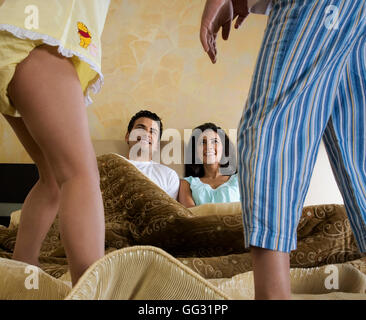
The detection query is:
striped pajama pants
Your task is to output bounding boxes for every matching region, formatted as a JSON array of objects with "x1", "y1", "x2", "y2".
[{"x1": 237, "y1": 0, "x2": 366, "y2": 253}]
